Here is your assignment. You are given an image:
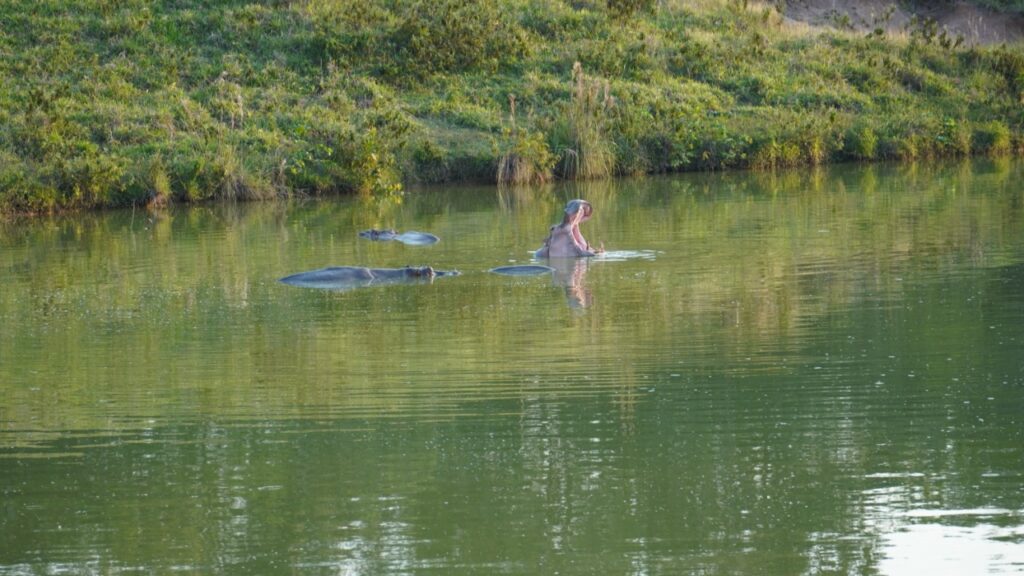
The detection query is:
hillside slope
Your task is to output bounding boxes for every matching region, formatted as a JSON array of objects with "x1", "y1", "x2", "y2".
[{"x1": 0, "y1": 0, "x2": 1022, "y2": 212}]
